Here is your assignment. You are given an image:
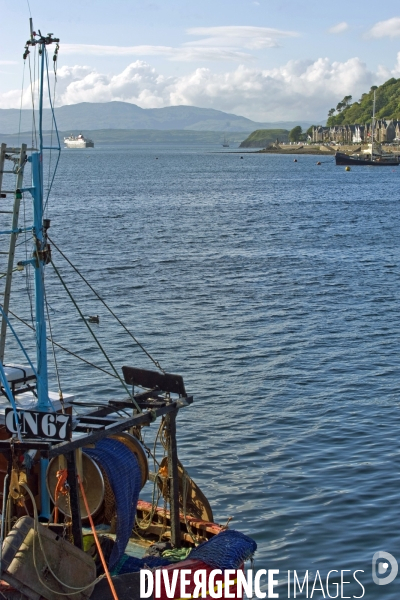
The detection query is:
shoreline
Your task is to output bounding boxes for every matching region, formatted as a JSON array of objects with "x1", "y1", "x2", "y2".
[{"x1": 255, "y1": 147, "x2": 335, "y2": 156}]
